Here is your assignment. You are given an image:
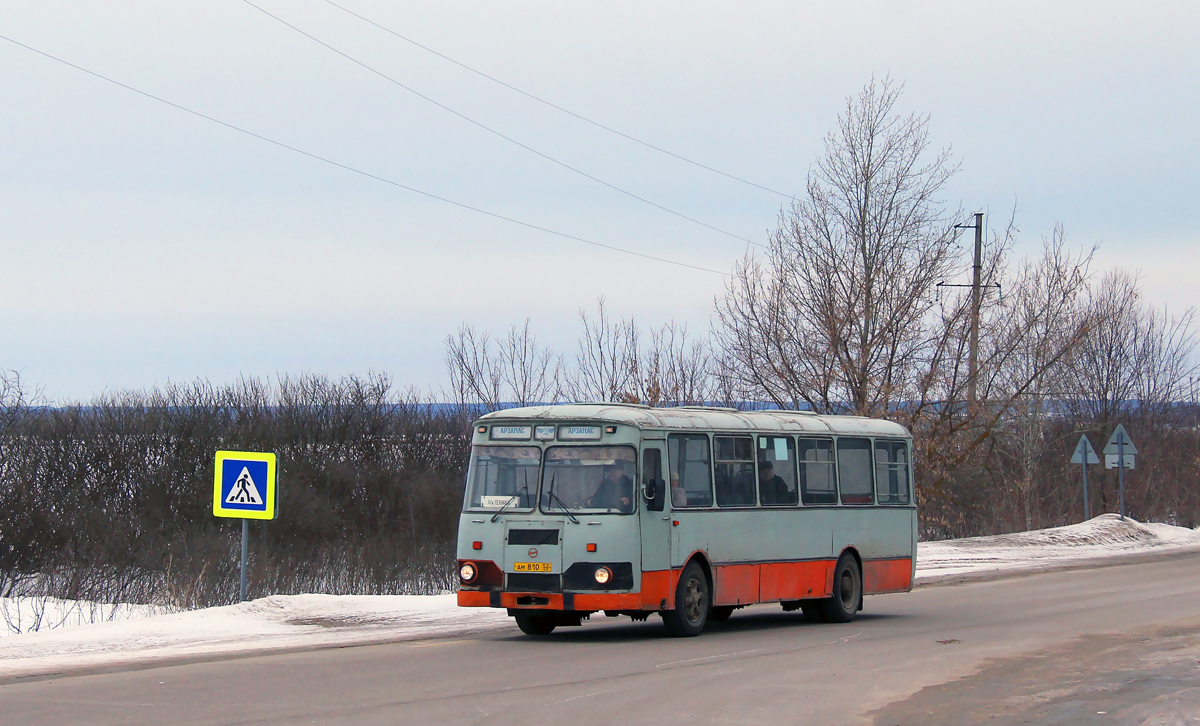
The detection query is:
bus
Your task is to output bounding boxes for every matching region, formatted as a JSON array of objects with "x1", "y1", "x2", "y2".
[{"x1": 455, "y1": 404, "x2": 916, "y2": 636}]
